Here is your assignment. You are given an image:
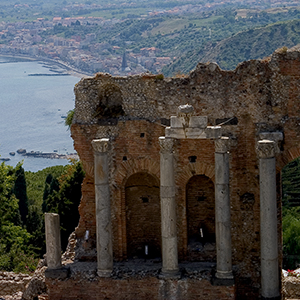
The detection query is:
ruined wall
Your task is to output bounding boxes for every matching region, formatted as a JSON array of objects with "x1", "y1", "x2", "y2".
[
  {"x1": 67, "y1": 47, "x2": 300, "y2": 299},
  {"x1": 0, "y1": 271, "x2": 32, "y2": 298},
  {"x1": 46, "y1": 272, "x2": 235, "y2": 300}
]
